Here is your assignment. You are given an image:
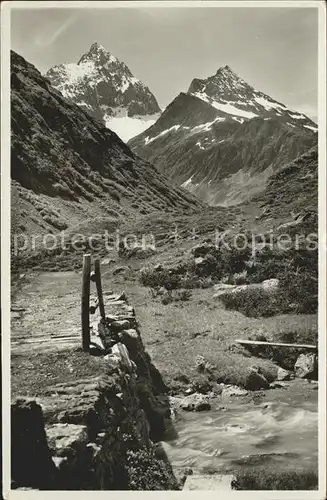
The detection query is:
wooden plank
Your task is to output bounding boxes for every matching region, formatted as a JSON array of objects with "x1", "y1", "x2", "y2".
[
  {"x1": 12, "y1": 337, "x2": 78, "y2": 344},
  {"x1": 235, "y1": 339, "x2": 317, "y2": 350},
  {"x1": 94, "y1": 257, "x2": 106, "y2": 320},
  {"x1": 81, "y1": 253, "x2": 91, "y2": 351}
]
